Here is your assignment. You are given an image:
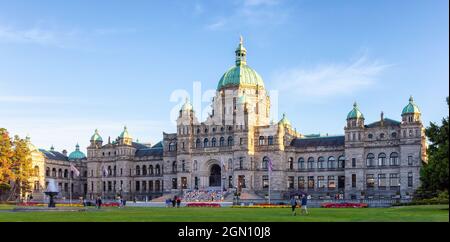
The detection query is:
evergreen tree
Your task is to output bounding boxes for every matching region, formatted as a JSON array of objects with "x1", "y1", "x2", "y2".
[
  {"x1": 419, "y1": 97, "x2": 449, "y2": 197},
  {"x1": 0, "y1": 128, "x2": 14, "y2": 196},
  {"x1": 9, "y1": 135, "x2": 33, "y2": 200}
]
